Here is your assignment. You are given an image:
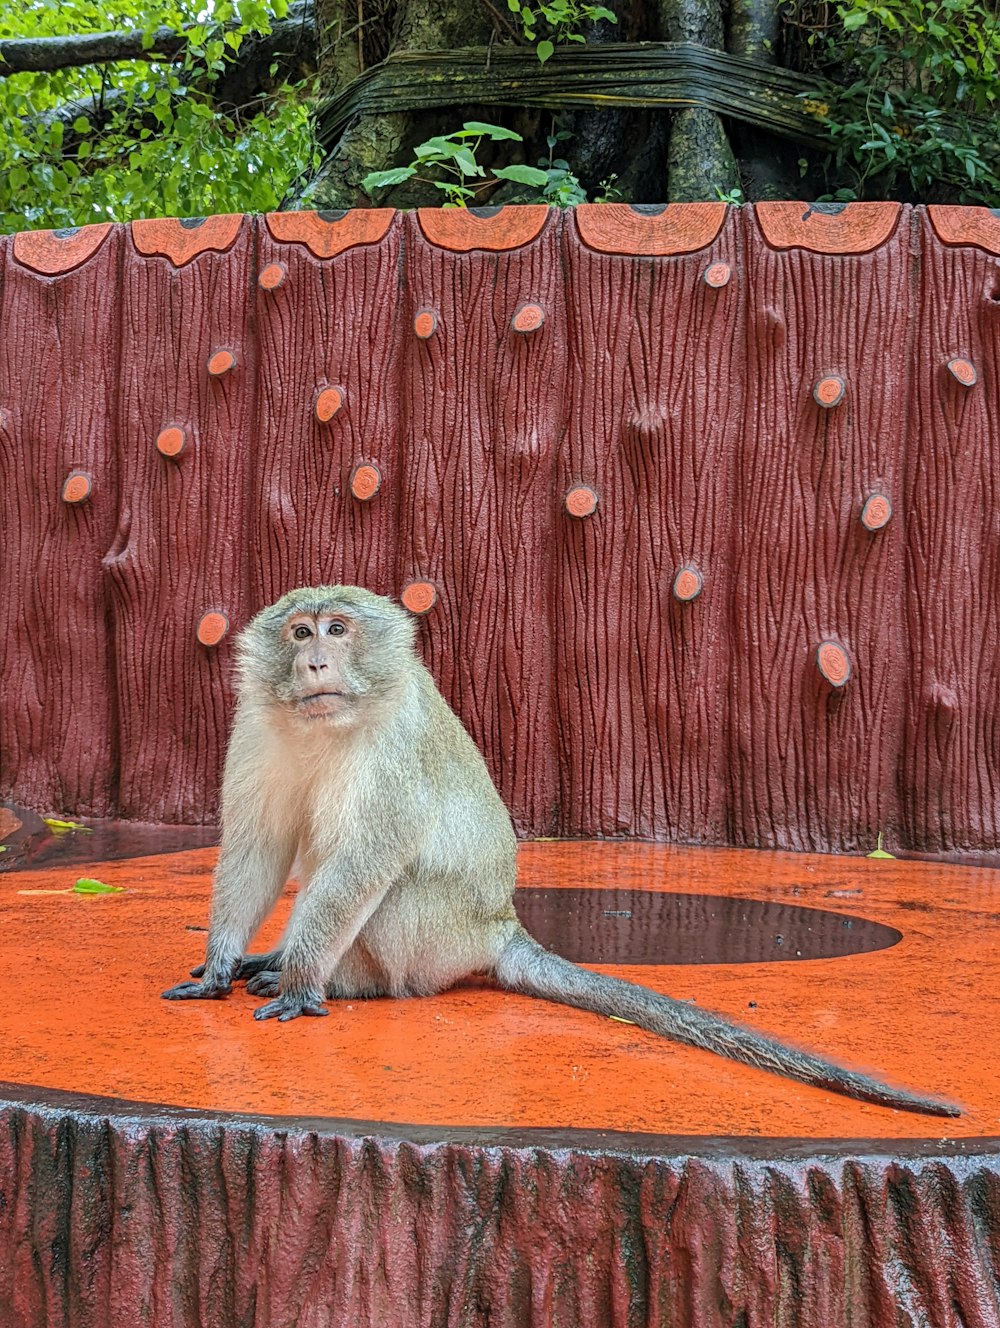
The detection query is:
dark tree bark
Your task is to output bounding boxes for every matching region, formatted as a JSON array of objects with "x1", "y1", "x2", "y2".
[
  {"x1": 658, "y1": 0, "x2": 738, "y2": 200},
  {"x1": 301, "y1": 0, "x2": 498, "y2": 209},
  {"x1": 726, "y1": 0, "x2": 803, "y2": 199}
]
